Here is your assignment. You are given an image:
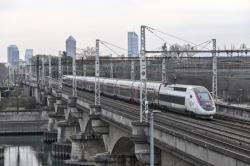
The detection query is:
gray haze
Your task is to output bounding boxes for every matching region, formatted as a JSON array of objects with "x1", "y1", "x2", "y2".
[{"x1": 0, "y1": 0, "x2": 250, "y2": 62}]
